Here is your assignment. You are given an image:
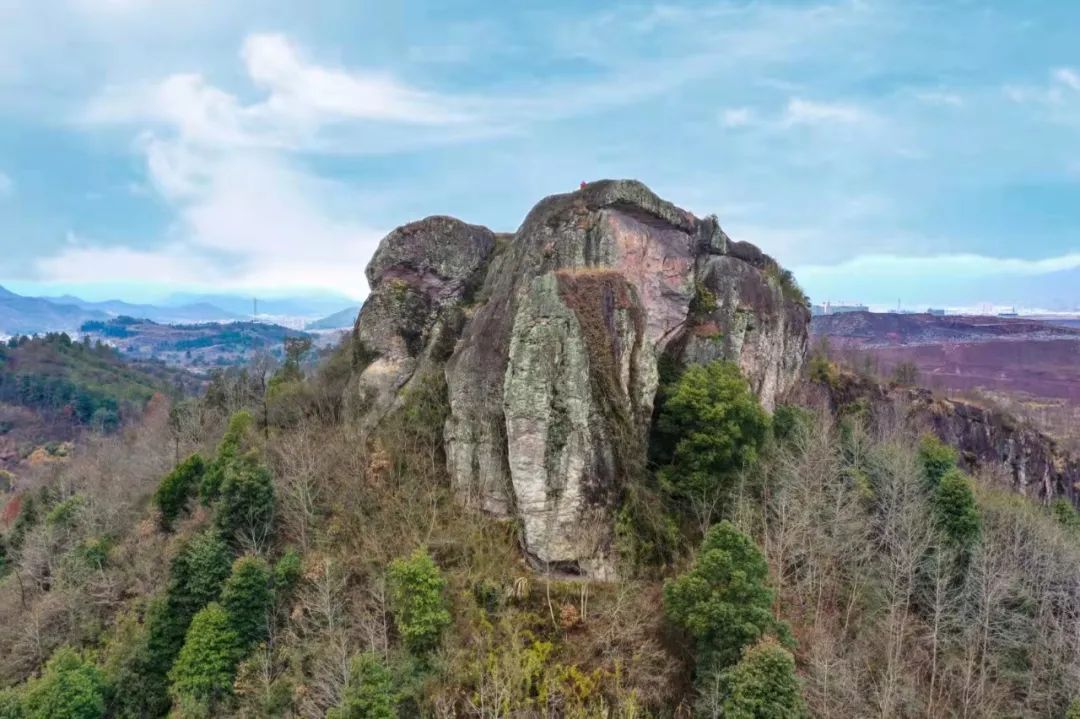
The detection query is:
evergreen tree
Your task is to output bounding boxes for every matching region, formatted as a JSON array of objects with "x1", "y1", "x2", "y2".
[
  {"x1": 153, "y1": 454, "x2": 205, "y2": 530},
  {"x1": 719, "y1": 640, "x2": 806, "y2": 719},
  {"x1": 214, "y1": 454, "x2": 275, "y2": 547},
  {"x1": 387, "y1": 549, "x2": 451, "y2": 655},
  {"x1": 118, "y1": 531, "x2": 231, "y2": 718},
  {"x1": 654, "y1": 360, "x2": 769, "y2": 505},
  {"x1": 918, "y1": 434, "x2": 956, "y2": 489},
  {"x1": 200, "y1": 411, "x2": 253, "y2": 504},
  {"x1": 272, "y1": 549, "x2": 303, "y2": 601},
  {"x1": 327, "y1": 653, "x2": 397, "y2": 719},
  {"x1": 168, "y1": 603, "x2": 241, "y2": 716},
  {"x1": 664, "y1": 522, "x2": 790, "y2": 676},
  {"x1": 934, "y1": 469, "x2": 981, "y2": 549},
  {"x1": 22, "y1": 647, "x2": 108, "y2": 719},
  {"x1": 221, "y1": 556, "x2": 272, "y2": 652}
]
